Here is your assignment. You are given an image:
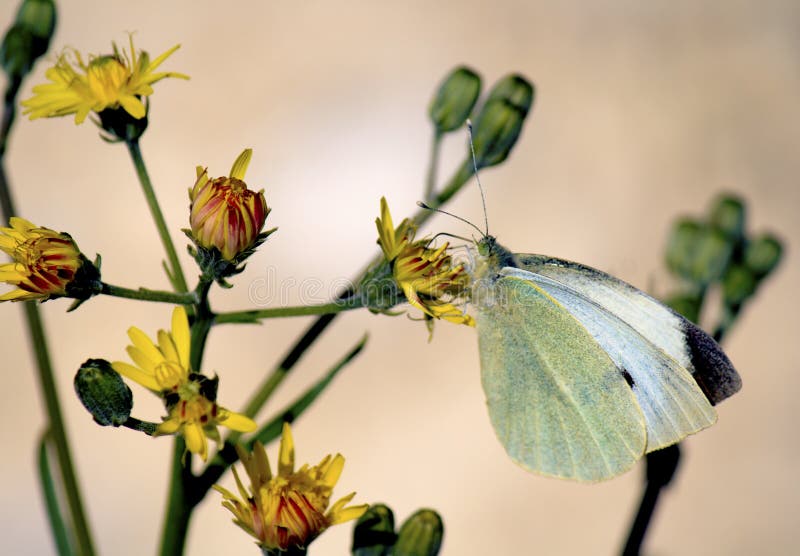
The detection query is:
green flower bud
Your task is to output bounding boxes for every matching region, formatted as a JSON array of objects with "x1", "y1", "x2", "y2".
[
  {"x1": 722, "y1": 263, "x2": 757, "y2": 306},
  {"x1": 744, "y1": 233, "x2": 783, "y2": 279},
  {"x1": 470, "y1": 74, "x2": 534, "y2": 169},
  {"x1": 97, "y1": 104, "x2": 149, "y2": 142},
  {"x1": 665, "y1": 219, "x2": 733, "y2": 285},
  {"x1": 393, "y1": 509, "x2": 444, "y2": 556},
  {"x1": 709, "y1": 194, "x2": 746, "y2": 242},
  {"x1": 0, "y1": 0, "x2": 56, "y2": 80},
  {"x1": 351, "y1": 503, "x2": 396, "y2": 556},
  {"x1": 429, "y1": 66, "x2": 481, "y2": 134},
  {"x1": 74, "y1": 359, "x2": 133, "y2": 427}
]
